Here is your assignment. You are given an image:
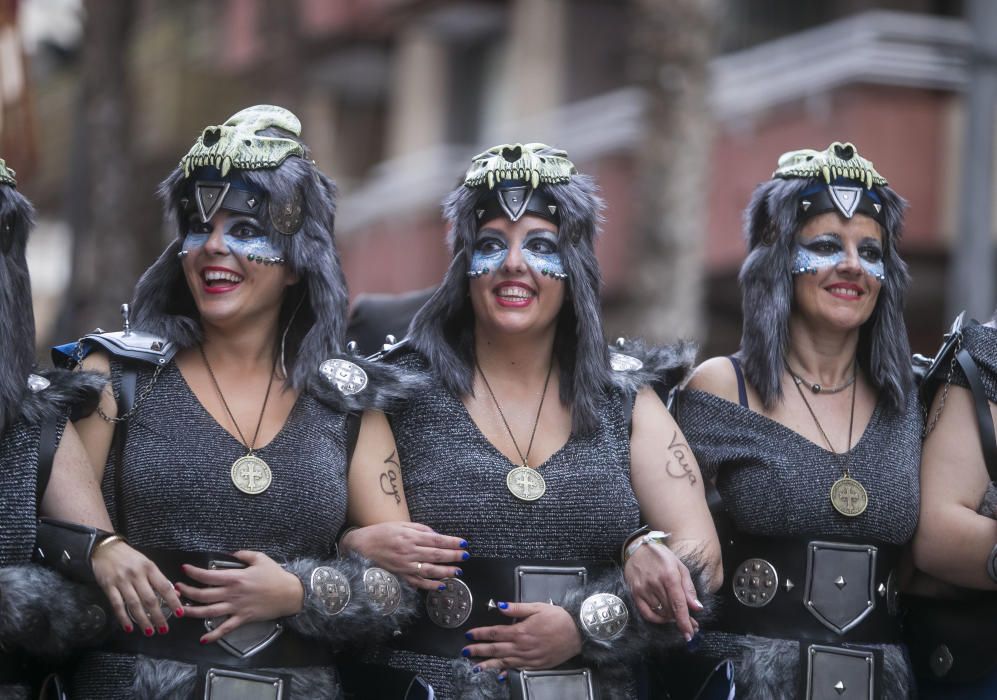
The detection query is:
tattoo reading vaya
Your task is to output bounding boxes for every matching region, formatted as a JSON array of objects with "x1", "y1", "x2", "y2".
[
  {"x1": 664, "y1": 431, "x2": 697, "y2": 486},
  {"x1": 380, "y1": 451, "x2": 401, "y2": 505}
]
